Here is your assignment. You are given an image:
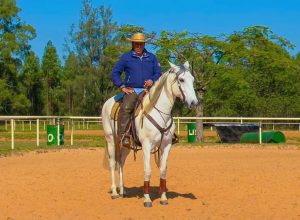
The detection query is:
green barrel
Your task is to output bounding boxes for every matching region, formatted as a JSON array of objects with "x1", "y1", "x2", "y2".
[
  {"x1": 187, "y1": 123, "x2": 197, "y2": 143},
  {"x1": 47, "y1": 125, "x2": 64, "y2": 145},
  {"x1": 240, "y1": 131, "x2": 285, "y2": 143}
]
